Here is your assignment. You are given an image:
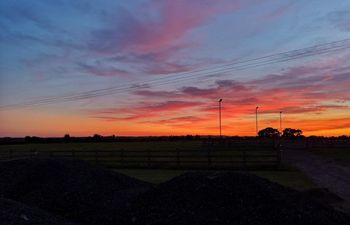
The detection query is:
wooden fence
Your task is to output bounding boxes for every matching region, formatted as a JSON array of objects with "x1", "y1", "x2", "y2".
[{"x1": 0, "y1": 147, "x2": 281, "y2": 170}]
